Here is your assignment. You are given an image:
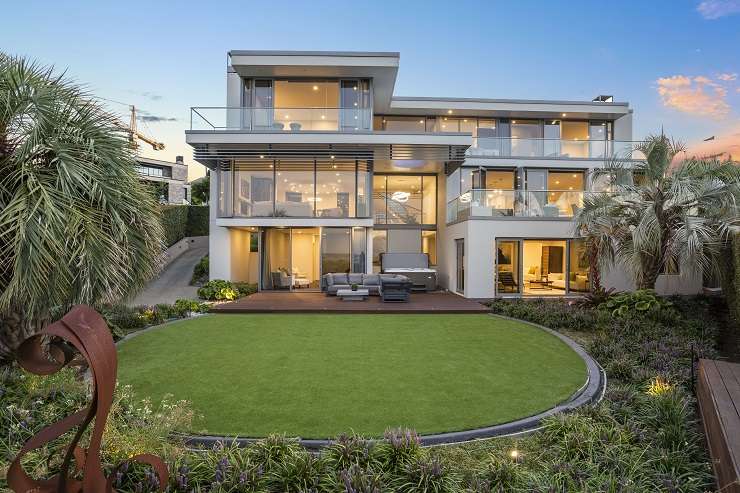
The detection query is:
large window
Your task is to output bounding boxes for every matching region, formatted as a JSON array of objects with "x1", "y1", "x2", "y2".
[
  {"x1": 495, "y1": 238, "x2": 591, "y2": 296},
  {"x1": 386, "y1": 175, "x2": 422, "y2": 225},
  {"x1": 321, "y1": 228, "x2": 351, "y2": 274},
  {"x1": 316, "y1": 161, "x2": 354, "y2": 218},
  {"x1": 372, "y1": 229, "x2": 387, "y2": 273},
  {"x1": 234, "y1": 164, "x2": 274, "y2": 217},
  {"x1": 374, "y1": 174, "x2": 437, "y2": 226},
  {"x1": 221, "y1": 160, "x2": 370, "y2": 218},
  {"x1": 275, "y1": 162, "x2": 315, "y2": 217}
]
